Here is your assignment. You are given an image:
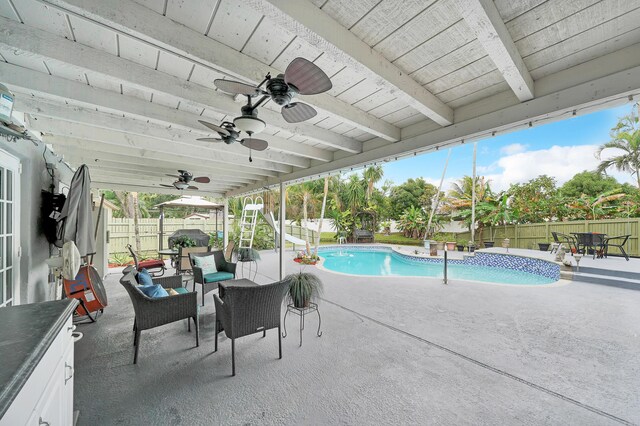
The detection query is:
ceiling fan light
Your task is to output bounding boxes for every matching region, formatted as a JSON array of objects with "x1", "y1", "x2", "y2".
[
  {"x1": 174, "y1": 181, "x2": 189, "y2": 190},
  {"x1": 234, "y1": 116, "x2": 266, "y2": 135}
]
